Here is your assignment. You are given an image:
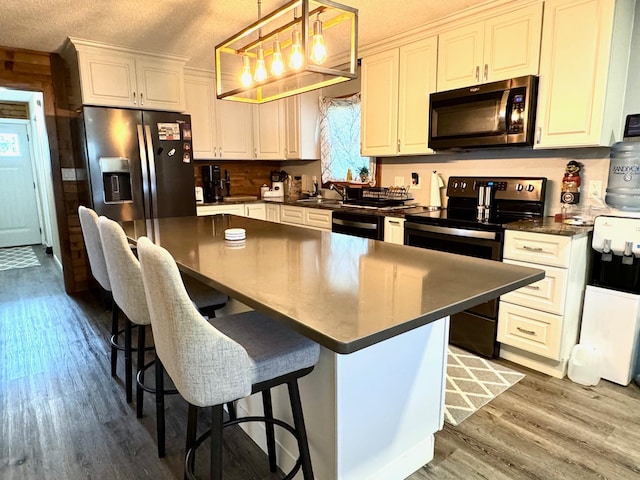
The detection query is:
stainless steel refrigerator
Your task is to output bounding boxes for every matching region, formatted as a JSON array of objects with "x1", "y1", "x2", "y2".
[{"x1": 75, "y1": 106, "x2": 196, "y2": 221}]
